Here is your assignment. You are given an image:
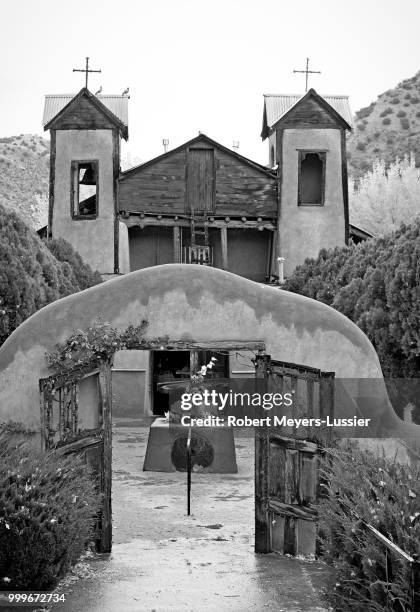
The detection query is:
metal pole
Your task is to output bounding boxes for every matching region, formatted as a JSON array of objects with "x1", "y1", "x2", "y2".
[{"x1": 187, "y1": 426, "x2": 192, "y2": 515}]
